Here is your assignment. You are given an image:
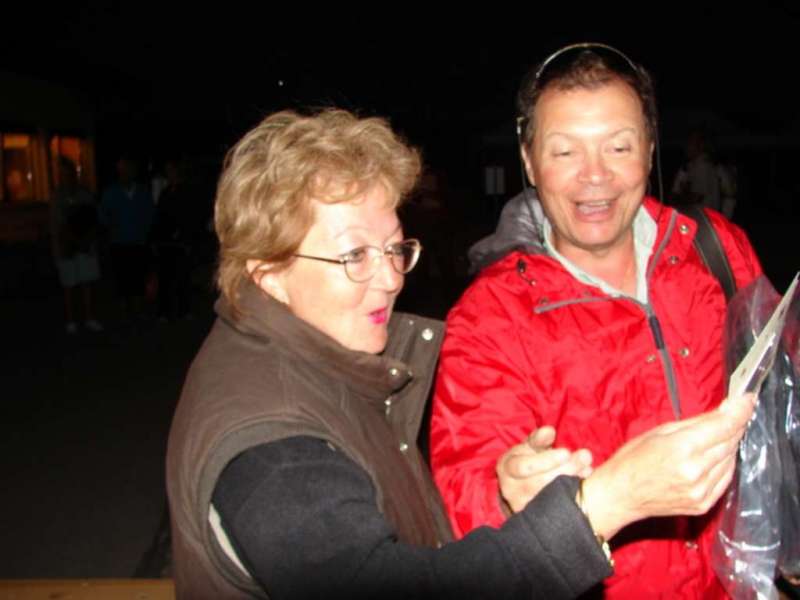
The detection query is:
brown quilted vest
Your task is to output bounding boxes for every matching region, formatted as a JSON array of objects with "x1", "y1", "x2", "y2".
[{"x1": 166, "y1": 282, "x2": 452, "y2": 599}]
